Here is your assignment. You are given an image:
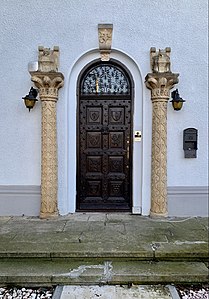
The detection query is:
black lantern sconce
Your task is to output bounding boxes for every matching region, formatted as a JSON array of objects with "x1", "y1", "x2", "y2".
[
  {"x1": 170, "y1": 89, "x2": 185, "y2": 111},
  {"x1": 22, "y1": 87, "x2": 38, "y2": 112}
]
